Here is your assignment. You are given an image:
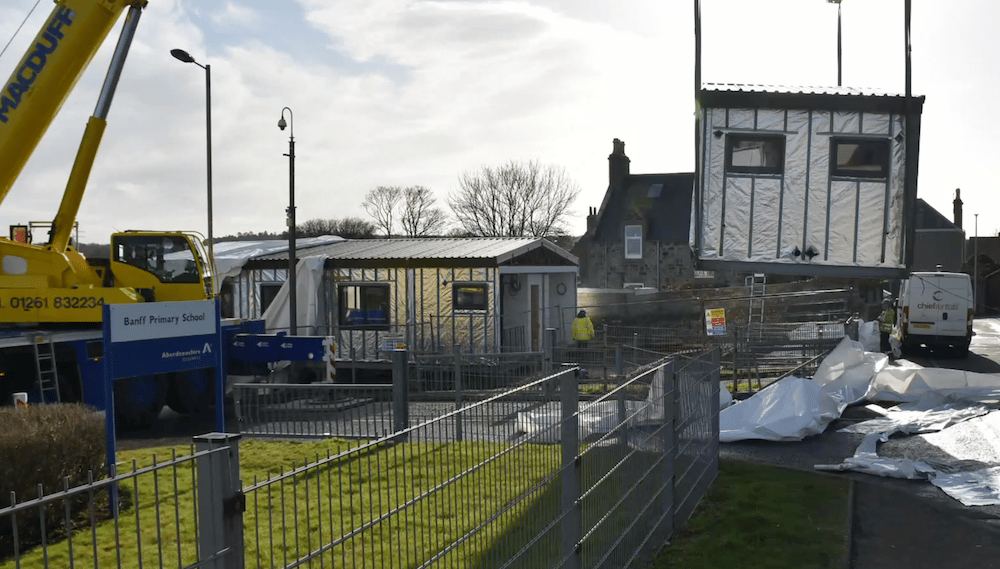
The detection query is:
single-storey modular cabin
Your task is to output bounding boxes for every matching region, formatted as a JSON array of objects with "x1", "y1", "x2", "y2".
[
  {"x1": 224, "y1": 237, "x2": 579, "y2": 360},
  {"x1": 692, "y1": 84, "x2": 925, "y2": 278}
]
